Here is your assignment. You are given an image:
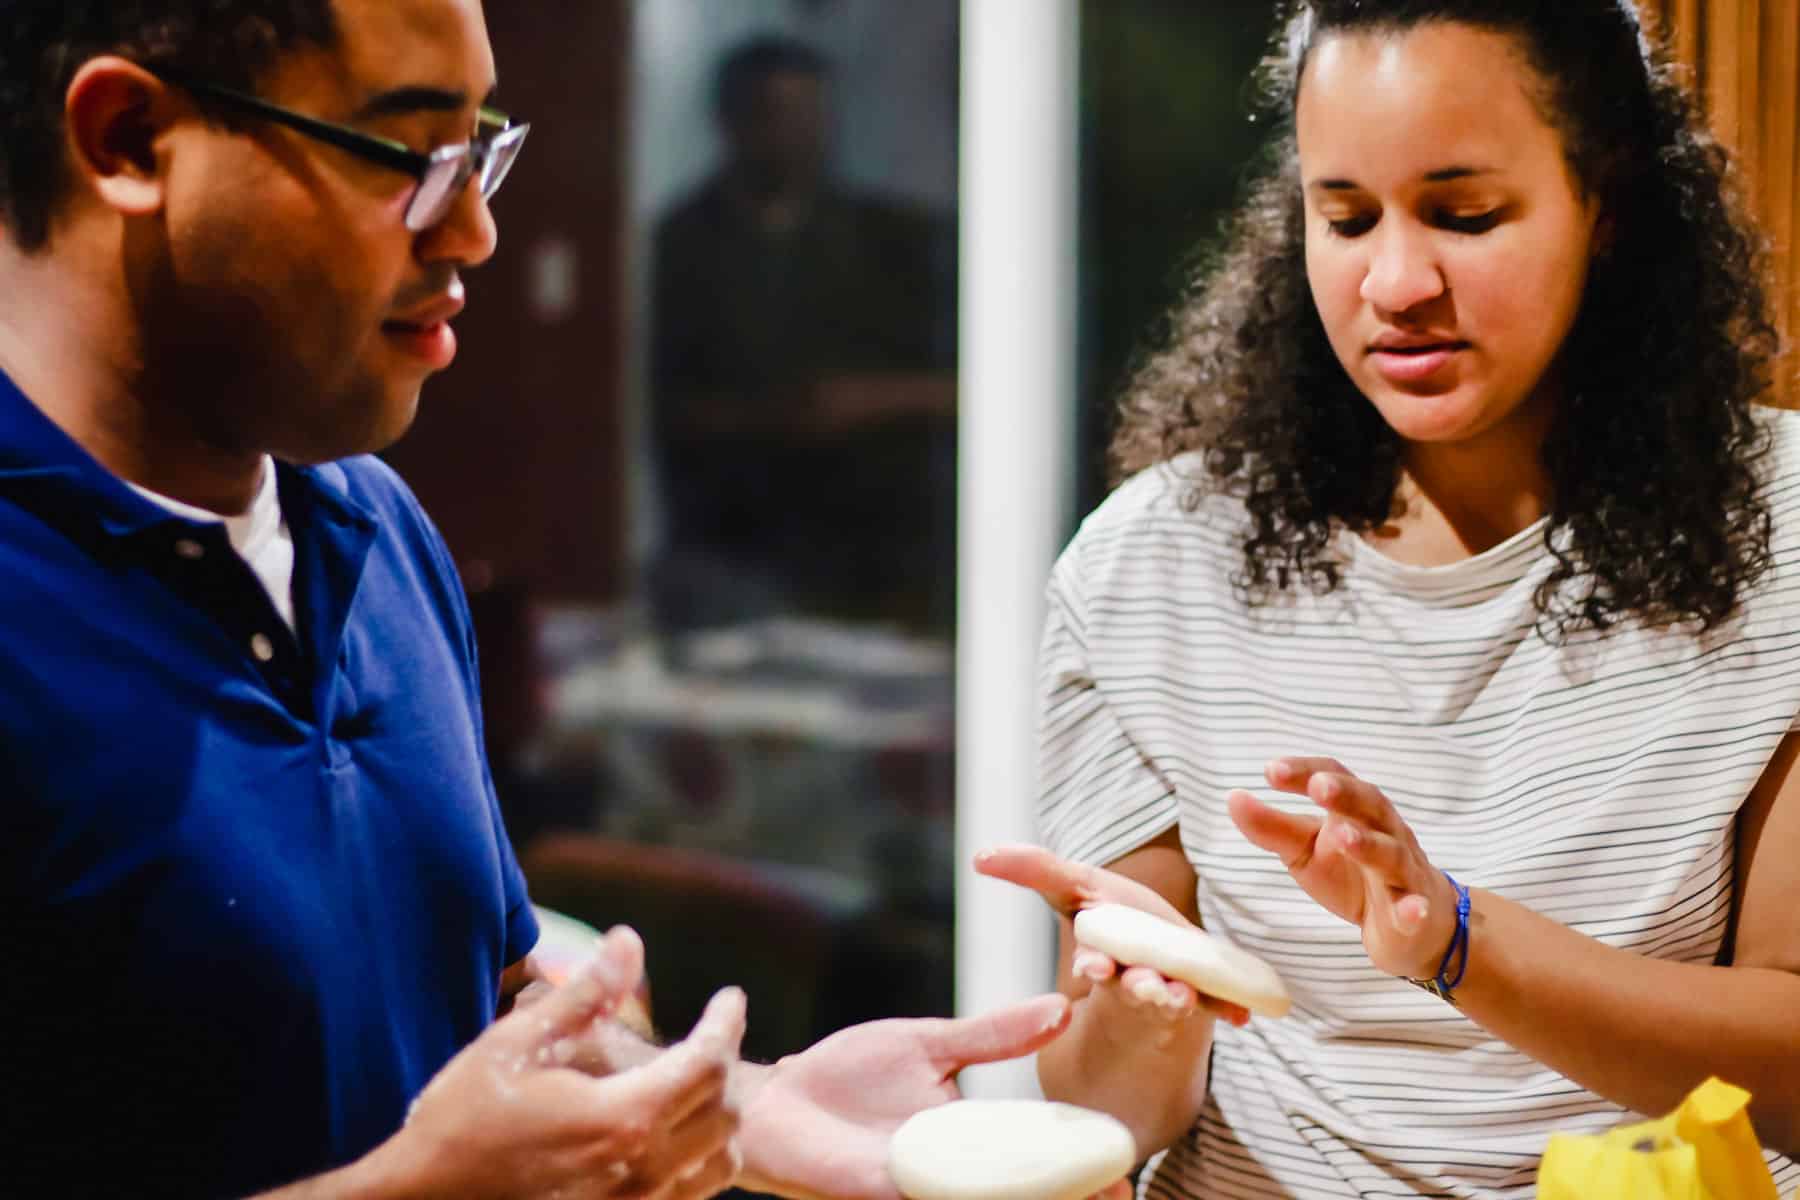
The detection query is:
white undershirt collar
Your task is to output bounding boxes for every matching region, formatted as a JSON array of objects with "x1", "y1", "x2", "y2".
[{"x1": 128, "y1": 457, "x2": 298, "y2": 633}]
